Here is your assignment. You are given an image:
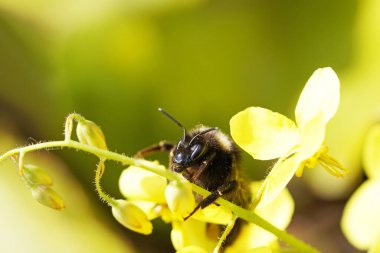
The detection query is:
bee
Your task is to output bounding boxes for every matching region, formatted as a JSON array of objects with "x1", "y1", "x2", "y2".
[{"x1": 136, "y1": 108, "x2": 251, "y2": 244}]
